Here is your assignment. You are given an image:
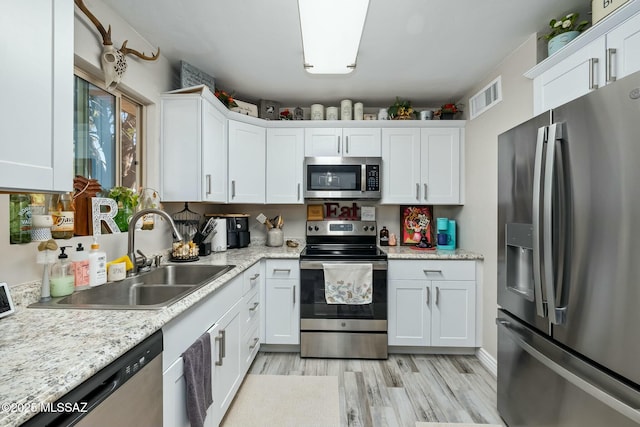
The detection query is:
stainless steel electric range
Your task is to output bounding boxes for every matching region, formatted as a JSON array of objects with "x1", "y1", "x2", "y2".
[{"x1": 299, "y1": 220, "x2": 388, "y2": 359}]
